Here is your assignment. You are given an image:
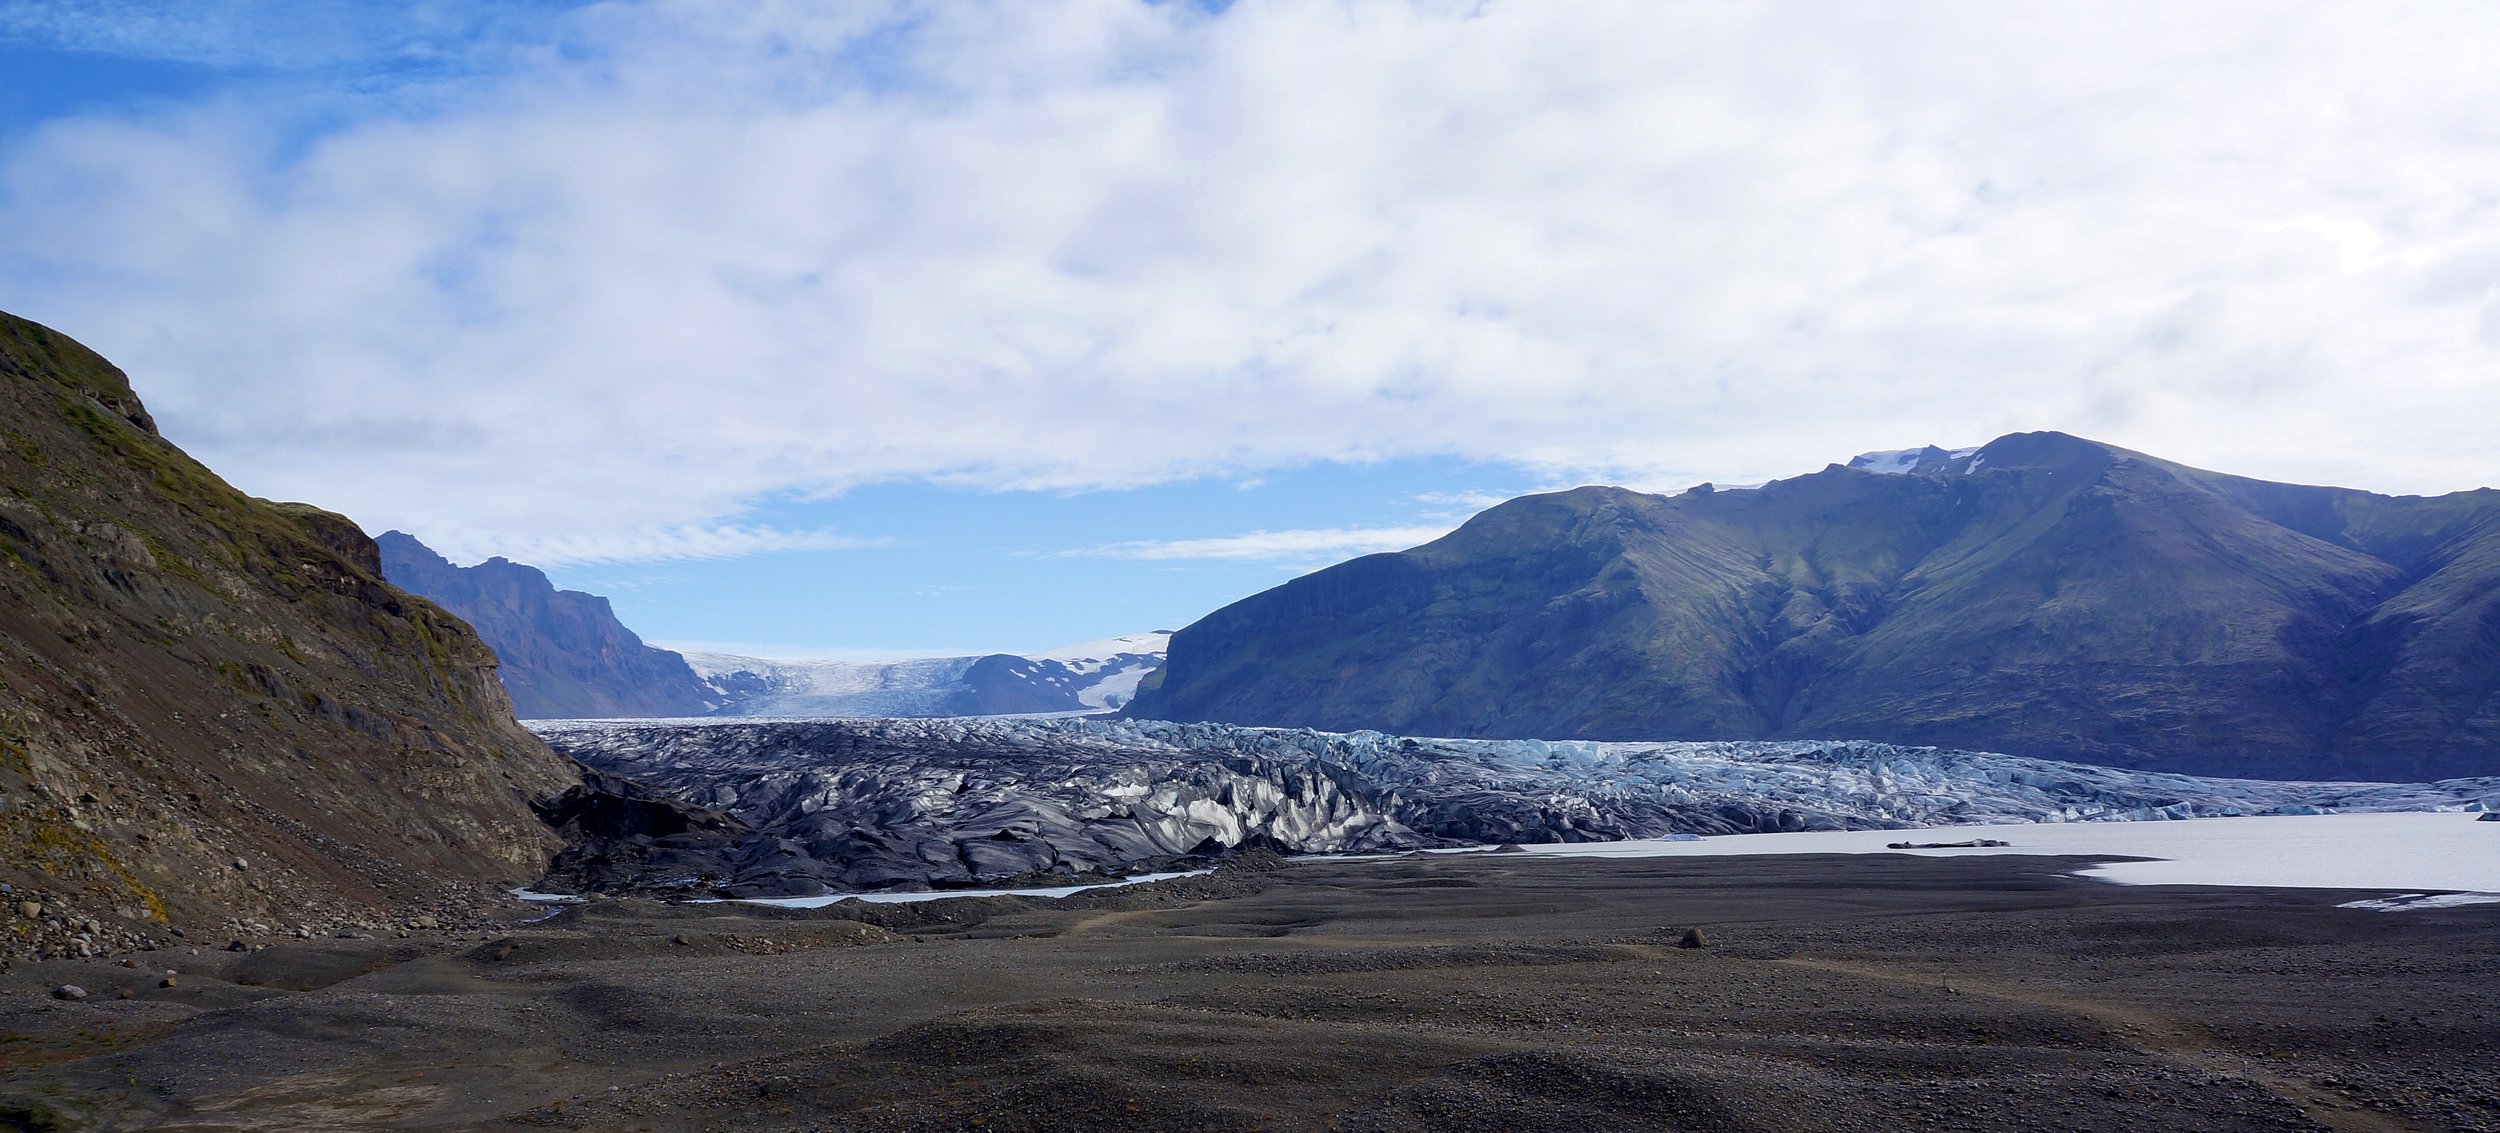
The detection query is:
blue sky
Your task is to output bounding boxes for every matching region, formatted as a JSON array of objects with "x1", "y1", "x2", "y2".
[
  {"x1": 4, "y1": 2, "x2": 2497, "y2": 656},
  {"x1": 560, "y1": 457, "x2": 1527, "y2": 657}
]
